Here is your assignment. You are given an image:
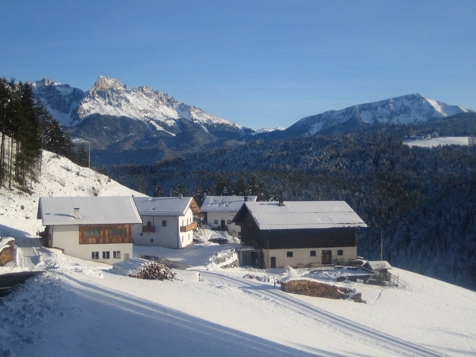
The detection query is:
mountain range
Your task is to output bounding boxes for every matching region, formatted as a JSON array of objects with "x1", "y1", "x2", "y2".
[{"x1": 32, "y1": 76, "x2": 472, "y2": 165}]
